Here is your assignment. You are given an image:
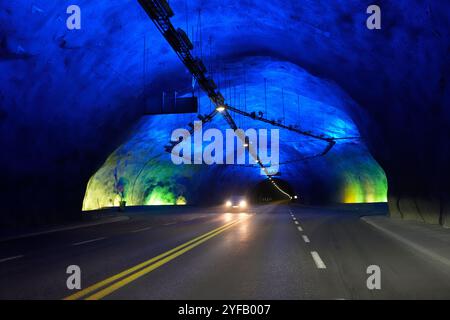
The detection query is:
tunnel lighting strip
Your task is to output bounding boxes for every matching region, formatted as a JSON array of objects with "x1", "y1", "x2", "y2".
[
  {"x1": 138, "y1": 0, "x2": 294, "y2": 198},
  {"x1": 268, "y1": 177, "x2": 292, "y2": 200}
]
